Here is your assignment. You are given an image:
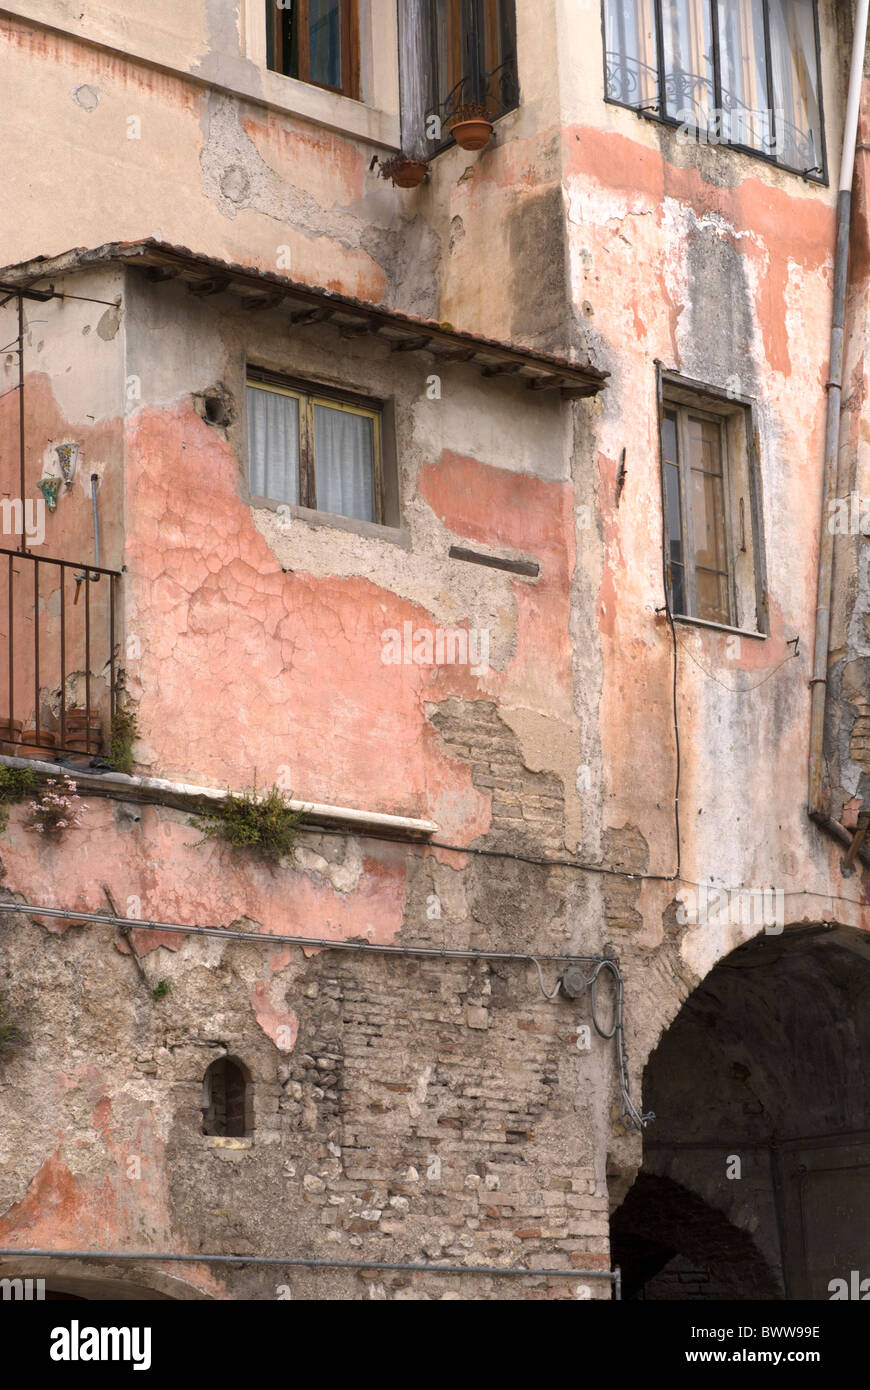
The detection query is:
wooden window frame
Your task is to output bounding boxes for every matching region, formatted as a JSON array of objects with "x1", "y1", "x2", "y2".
[
  {"x1": 267, "y1": 0, "x2": 360, "y2": 100},
  {"x1": 247, "y1": 370, "x2": 384, "y2": 524},
  {"x1": 661, "y1": 398, "x2": 737, "y2": 627},
  {"x1": 427, "y1": 0, "x2": 519, "y2": 139}
]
